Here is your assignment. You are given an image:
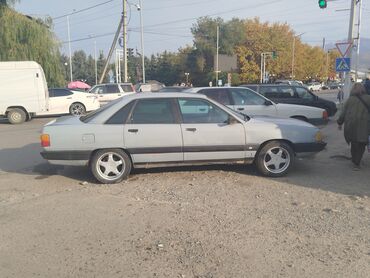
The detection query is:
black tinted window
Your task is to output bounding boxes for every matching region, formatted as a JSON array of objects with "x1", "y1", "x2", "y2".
[
  {"x1": 91, "y1": 85, "x2": 105, "y2": 94},
  {"x1": 241, "y1": 85, "x2": 258, "y2": 92},
  {"x1": 130, "y1": 99, "x2": 175, "y2": 124},
  {"x1": 278, "y1": 86, "x2": 295, "y2": 98},
  {"x1": 200, "y1": 89, "x2": 231, "y2": 105},
  {"x1": 178, "y1": 98, "x2": 229, "y2": 124},
  {"x1": 295, "y1": 87, "x2": 314, "y2": 100},
  {"x1": 259, "y1": 86, "x2": 280, "y2": 98},
  {"x1": 52, "y1": 89, "x2": 73, "y2": 97},
  {"x1": 106, "y1": 84, "x2": 119, "y2": 94},
  {"x1": 106, "y1": 101, "x2": 134, "y2": 124},
  {"x1": 230, "y1": 88, "x2": 266, "y2": 105}
]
